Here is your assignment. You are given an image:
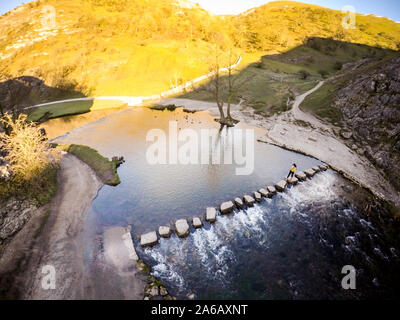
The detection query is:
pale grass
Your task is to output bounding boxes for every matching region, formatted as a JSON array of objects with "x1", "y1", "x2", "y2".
[{"x1": 1, "y1": 114, "x2": 60, "y2": 181}]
